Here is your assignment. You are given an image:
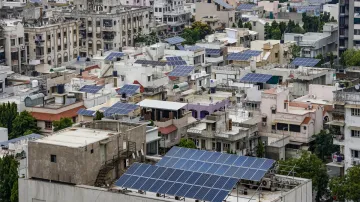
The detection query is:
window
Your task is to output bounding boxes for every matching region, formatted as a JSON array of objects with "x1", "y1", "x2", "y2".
[
  {"x1": 58, "y1": 33, "x2": 61, "y2": 38},
  {"x1": 355, "y1": 18, "x2": 360, "y2": 24},
  {"x1": 351, "y1": 130, "x2": 360, "y2": 138},
  {"x1": 303, "y1": 126, "x2": 307, "y2": 130},
  {"x1": 0, "y1": 82, "x2": 3, "y2": 93},
  {"x1": 355, "y1": 29, "x2": 360, "y2": 35},
  {"x1": 236, "y1": 142, "x2": 240, "y2": 150},
  {"x1": 351, "y1": 149, "x2": 360, "y2": 158},
  {"x1": 351, "y1": 108, "x2": 360, "y2": 116},
  {"x1": 275, "y1": 53, "x2": 278, "y2": 58},
  {"x1": 253, "y1": 22, "x2": 256, "y2": 26},
  {"x1": 11, "y1": 39, "x2": 15, "y2": 46},
  {"x1": 271, "y1": 109, "x2": 276, "y2": 114},
  {"x1": 159, "y1": 8, "x2": 162, "y2": 12},
  {"x1": 155, "y1": 8, "x2": 158, "y2": 12},
  {"x1": 50, "y1": 155, "x2": 57, "y2": 163},
  {"x1": 45, "y1": 121, "x2": 52, "y2": 130},
  {"x1": 289, "y1": 124, "x2": 301, "y2": 132},
  {"x1": 48, "y1": 48, "x2": 51, "y2": 54},
  {"x1": 277, "y1": 123, "x2": 288, "y2": 130},
  {"x1": 91, "y1": 149, "x2": 94, "y2": 153},
  {"x1": 47, "y1": 35, "x2": 51, "y2": 40},
  {"x1": 284, "y1": 103, "x2": 287, "y2": 110},
  {"x1": 147, "y1": 75, "x2": 151, "y2": 82}
]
